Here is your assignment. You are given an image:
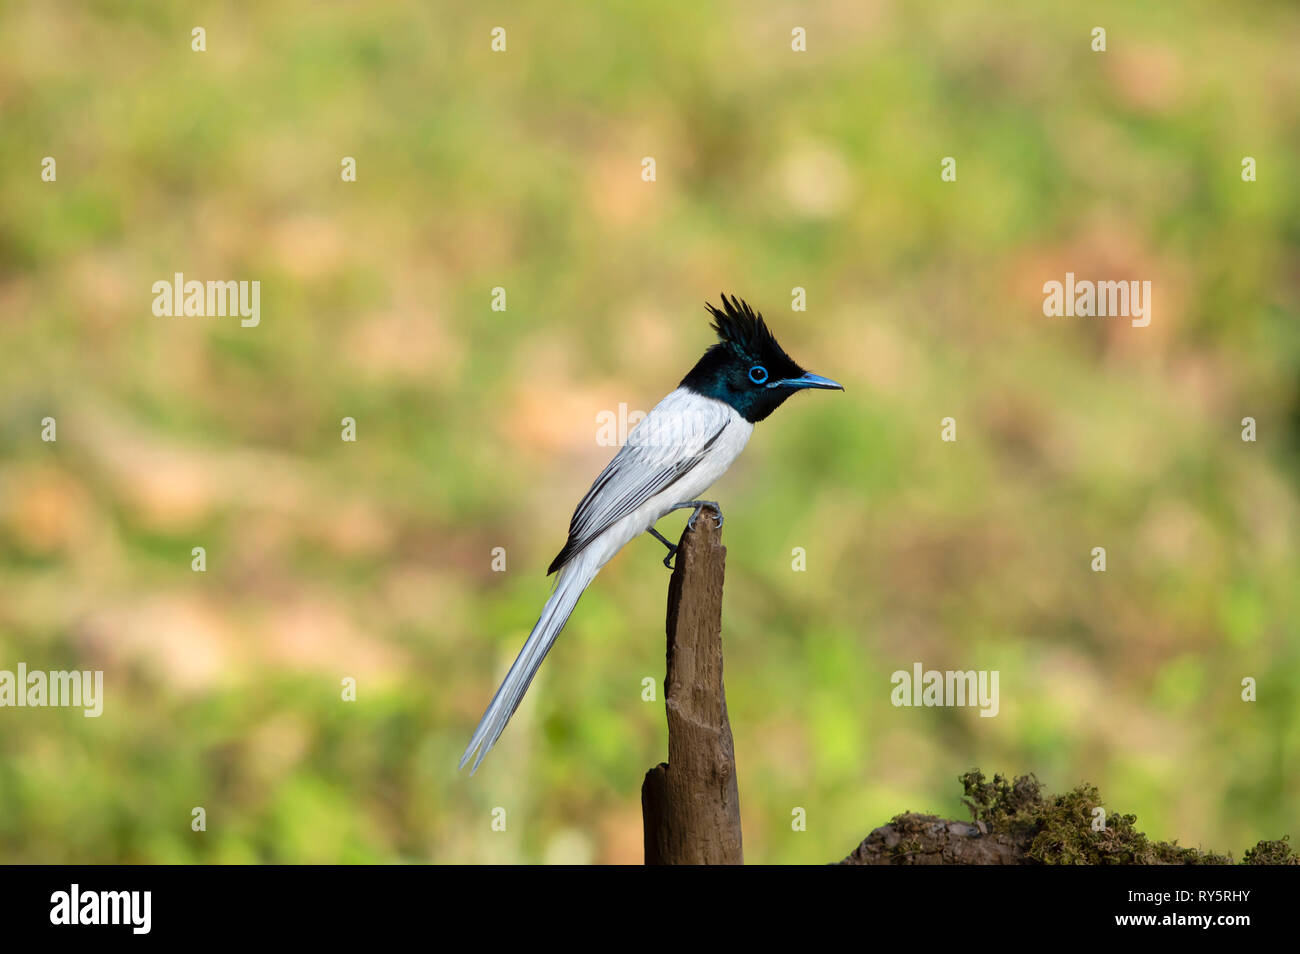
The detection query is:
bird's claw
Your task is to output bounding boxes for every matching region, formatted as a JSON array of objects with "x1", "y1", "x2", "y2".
[
  {"x1": 649, "y1": 502, "x2": 722, "y2": 569},
  {"x1": 681, "y1": 500, "x2": 723, "y2": 531}
]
